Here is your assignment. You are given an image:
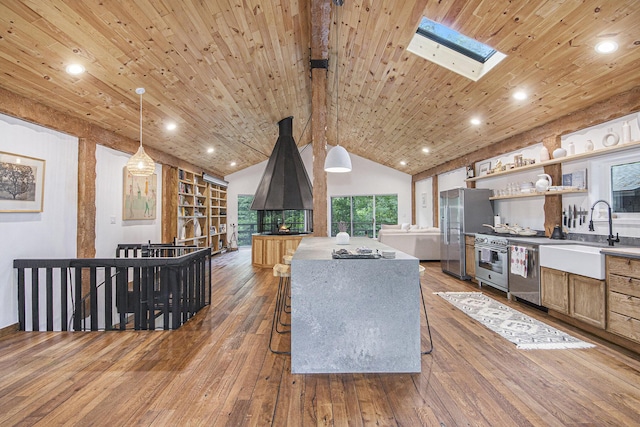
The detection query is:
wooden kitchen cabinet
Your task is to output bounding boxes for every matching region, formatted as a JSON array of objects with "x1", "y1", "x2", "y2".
[
  {"x1": 569, "y1": 274, "x2": 606, "y2": 329},
  {"x1": 607, "y1": 255, "x2": 640, "y2": 344},
  {"x1": 465, "y1": 235, "x2": 476, "y2": 283},
  {"x1": 542, "y1": 266, "x2": 606, "y2": 328},
  {"x1": 541, "y1": 267, "x2": 569, "y2": 314}
]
